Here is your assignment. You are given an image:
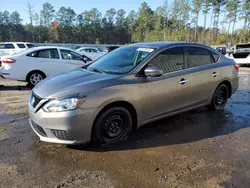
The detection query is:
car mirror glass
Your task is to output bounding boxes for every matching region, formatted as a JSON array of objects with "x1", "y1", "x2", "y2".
[{"x1": 144, "y1": 65, "x2": 163, "y2": 77}]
